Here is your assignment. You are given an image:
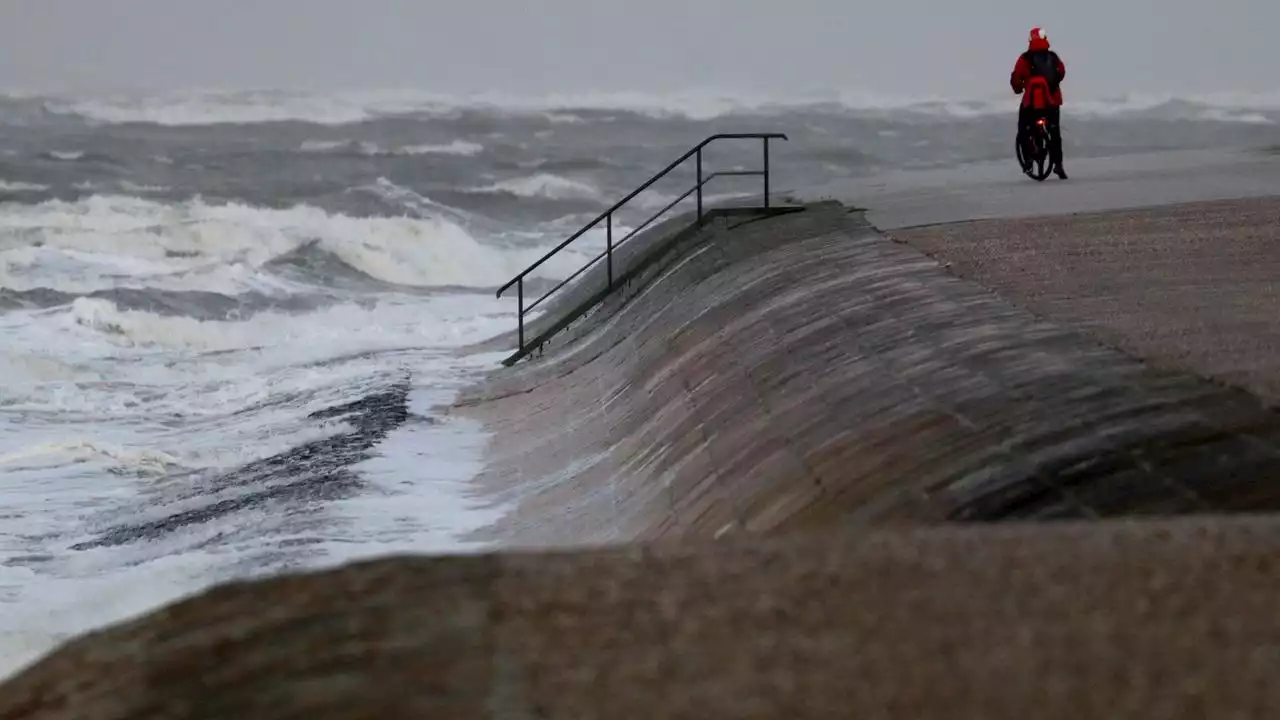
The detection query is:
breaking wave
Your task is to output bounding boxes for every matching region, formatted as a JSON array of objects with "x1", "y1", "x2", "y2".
[
  {"x1": 469, "y1": 173, "x2": 603, "y2": 201},
  {"x1": 0, "y1": 180, "x2": 48, "y2": 193},
  {"x1": 0, "y1": 193, "x2": 598, "y2": 296},
  {"x1": 298, "y1": 139, "x2": 484, "y2": 156}
]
